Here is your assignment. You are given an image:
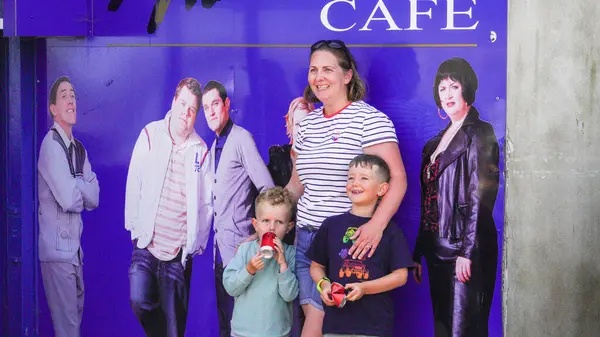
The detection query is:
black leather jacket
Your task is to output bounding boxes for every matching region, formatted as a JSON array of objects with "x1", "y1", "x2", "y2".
[{"x1": 413, "y1": 107, "x2": 500, "y2": 262}]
